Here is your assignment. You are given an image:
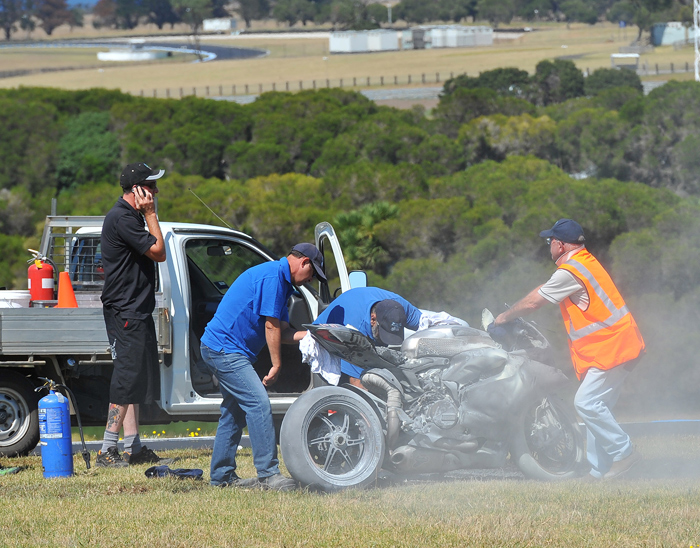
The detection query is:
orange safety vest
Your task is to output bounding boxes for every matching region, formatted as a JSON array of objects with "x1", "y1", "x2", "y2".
[{"x1": 557, "y1": 249, "x2": 645, "y2": 380}]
